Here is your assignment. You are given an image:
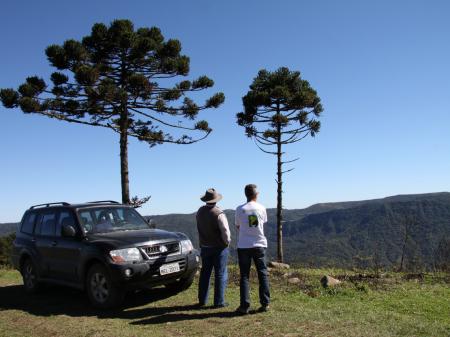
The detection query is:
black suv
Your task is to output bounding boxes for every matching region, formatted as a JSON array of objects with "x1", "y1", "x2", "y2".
[{"x1": 11, "y1": 201, "x2": 200, "y2": 308}]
